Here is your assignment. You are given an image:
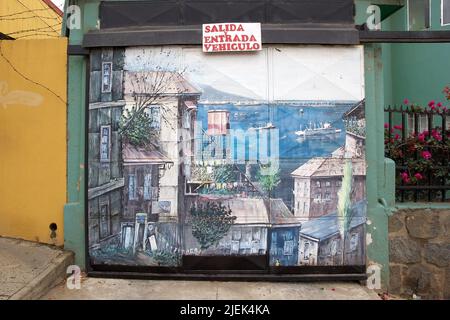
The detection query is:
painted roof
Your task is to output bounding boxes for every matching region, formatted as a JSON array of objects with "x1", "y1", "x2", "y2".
[
  {"x1": 195, "y1": 196, "x2": 300, "y2": 226},
  {"x1": 218, "y1": 198, "x2": 270, "y2": 225},
  {"x1": 299, "y1": 200, "x2": 367, "y2": 241},
  {"x1": 124, "y1": 72, "x2": 201, "y2": 96},
  {"x1": 291, "y1": 157, "x2": 366, "y2": 178},
  {"x1": 343, "y1": 99, "x2": 365, "y2": 119},
  {"x1": 123, "y1": 144, "x2": 171, "y2": 165},
  {"x1": 268, "y1": 199, "x2": 302, "y2": 225}
]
